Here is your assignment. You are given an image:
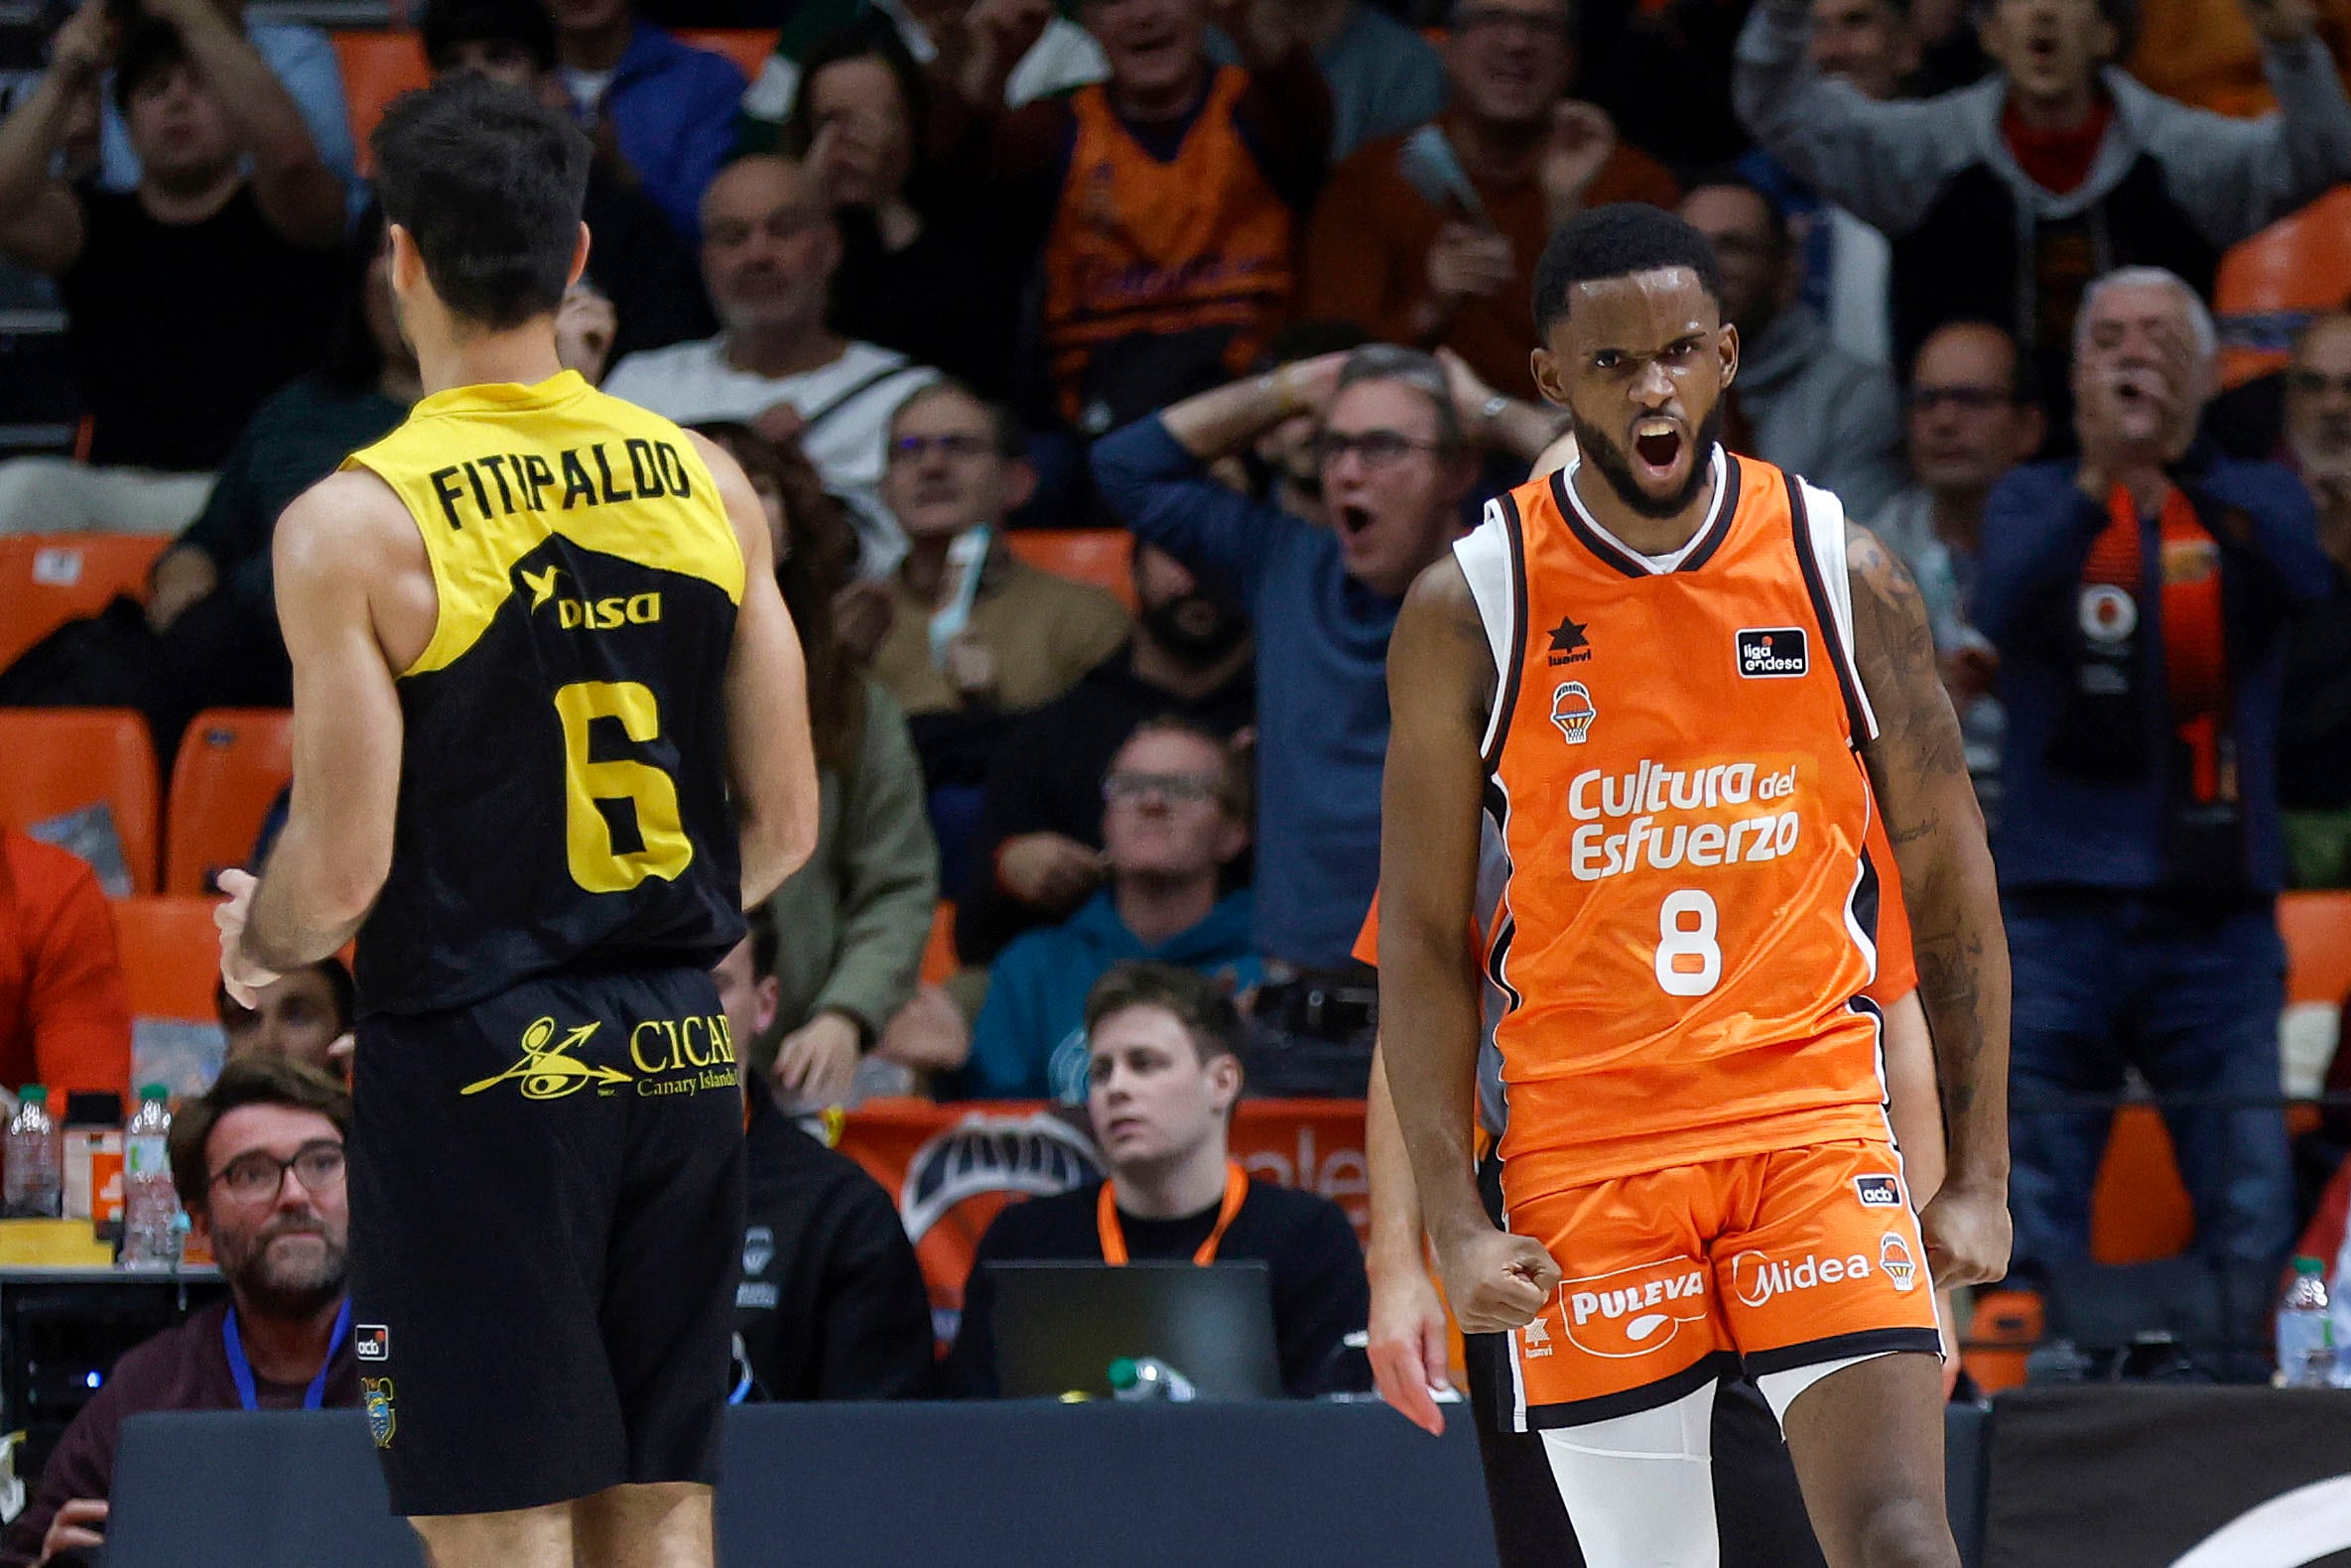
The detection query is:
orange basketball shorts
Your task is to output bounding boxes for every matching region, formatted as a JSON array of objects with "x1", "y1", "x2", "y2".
[{"x1": 1499, "y1": 1139, "x2": 1940, "y2": 1429}]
